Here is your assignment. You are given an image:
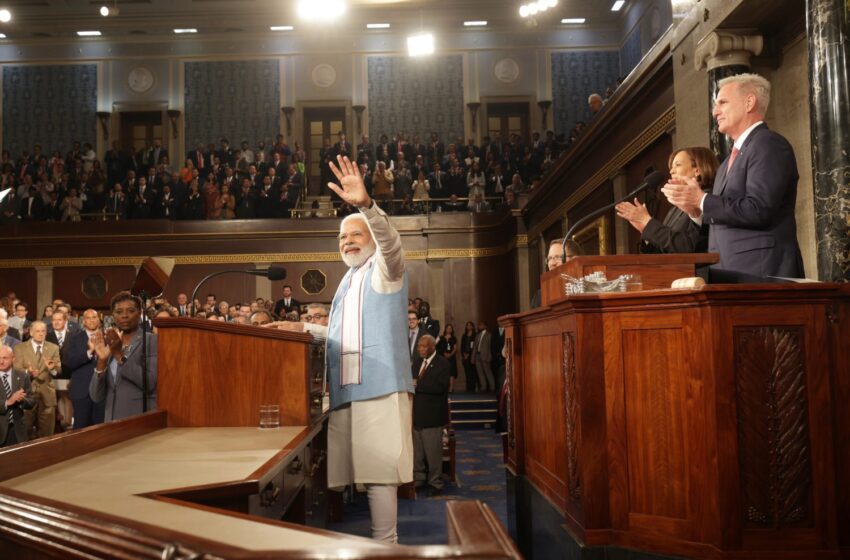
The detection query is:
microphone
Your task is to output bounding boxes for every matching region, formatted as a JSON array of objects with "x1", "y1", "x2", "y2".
[
  {"x1": 561, "y1": 170, "x2": 668, "y2": 260},
  {"x1": 244, "y1": 266, "x2": 287, "y2": 281},
  {"x1": 190, "y1": 266, "x2": 287, "y2": 315}
]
